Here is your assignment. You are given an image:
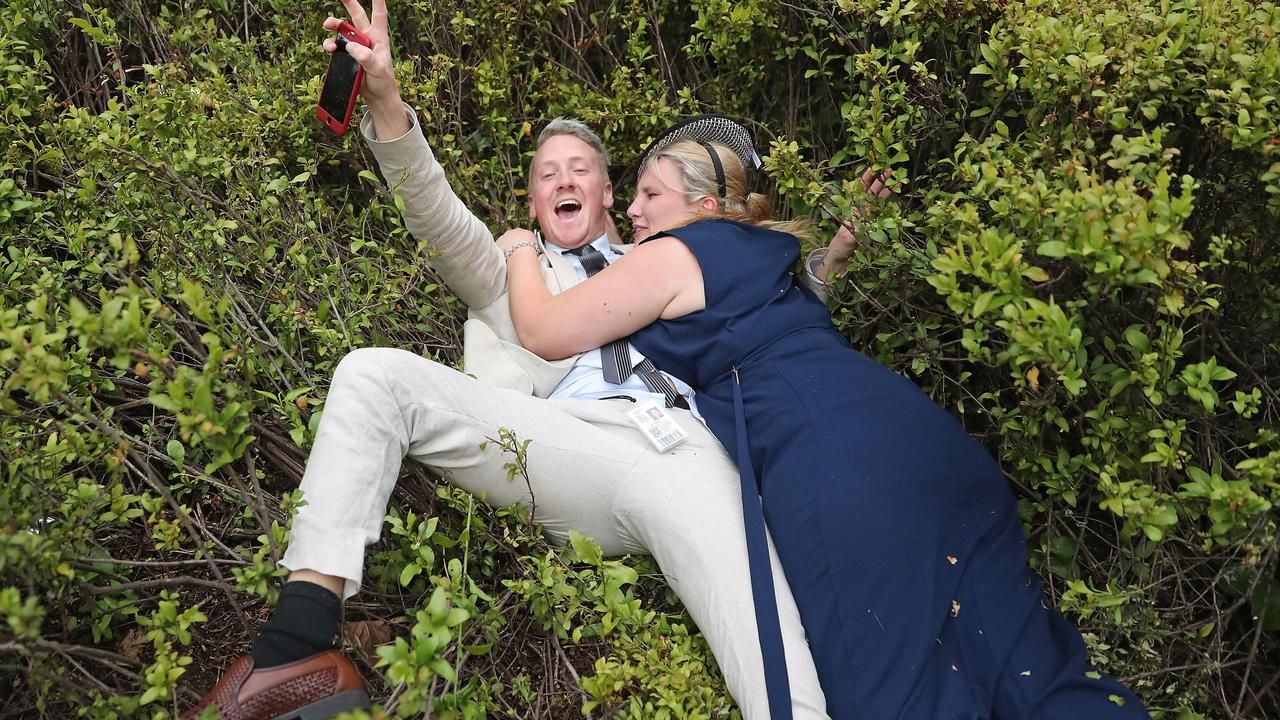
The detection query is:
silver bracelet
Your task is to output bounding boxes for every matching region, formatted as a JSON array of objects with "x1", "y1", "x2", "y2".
[
  {"x1": 503, "y1": 239, "x2": 541, "y2": 260},
  {"x1": 807, "y1": 248, "x2": 831, "y2": 285}
]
